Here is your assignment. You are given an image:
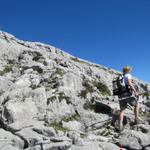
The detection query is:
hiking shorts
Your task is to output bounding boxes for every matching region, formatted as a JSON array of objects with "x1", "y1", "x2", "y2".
[{"x1": 119, "y1": 96, "x2": 138, "y2": 110}]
